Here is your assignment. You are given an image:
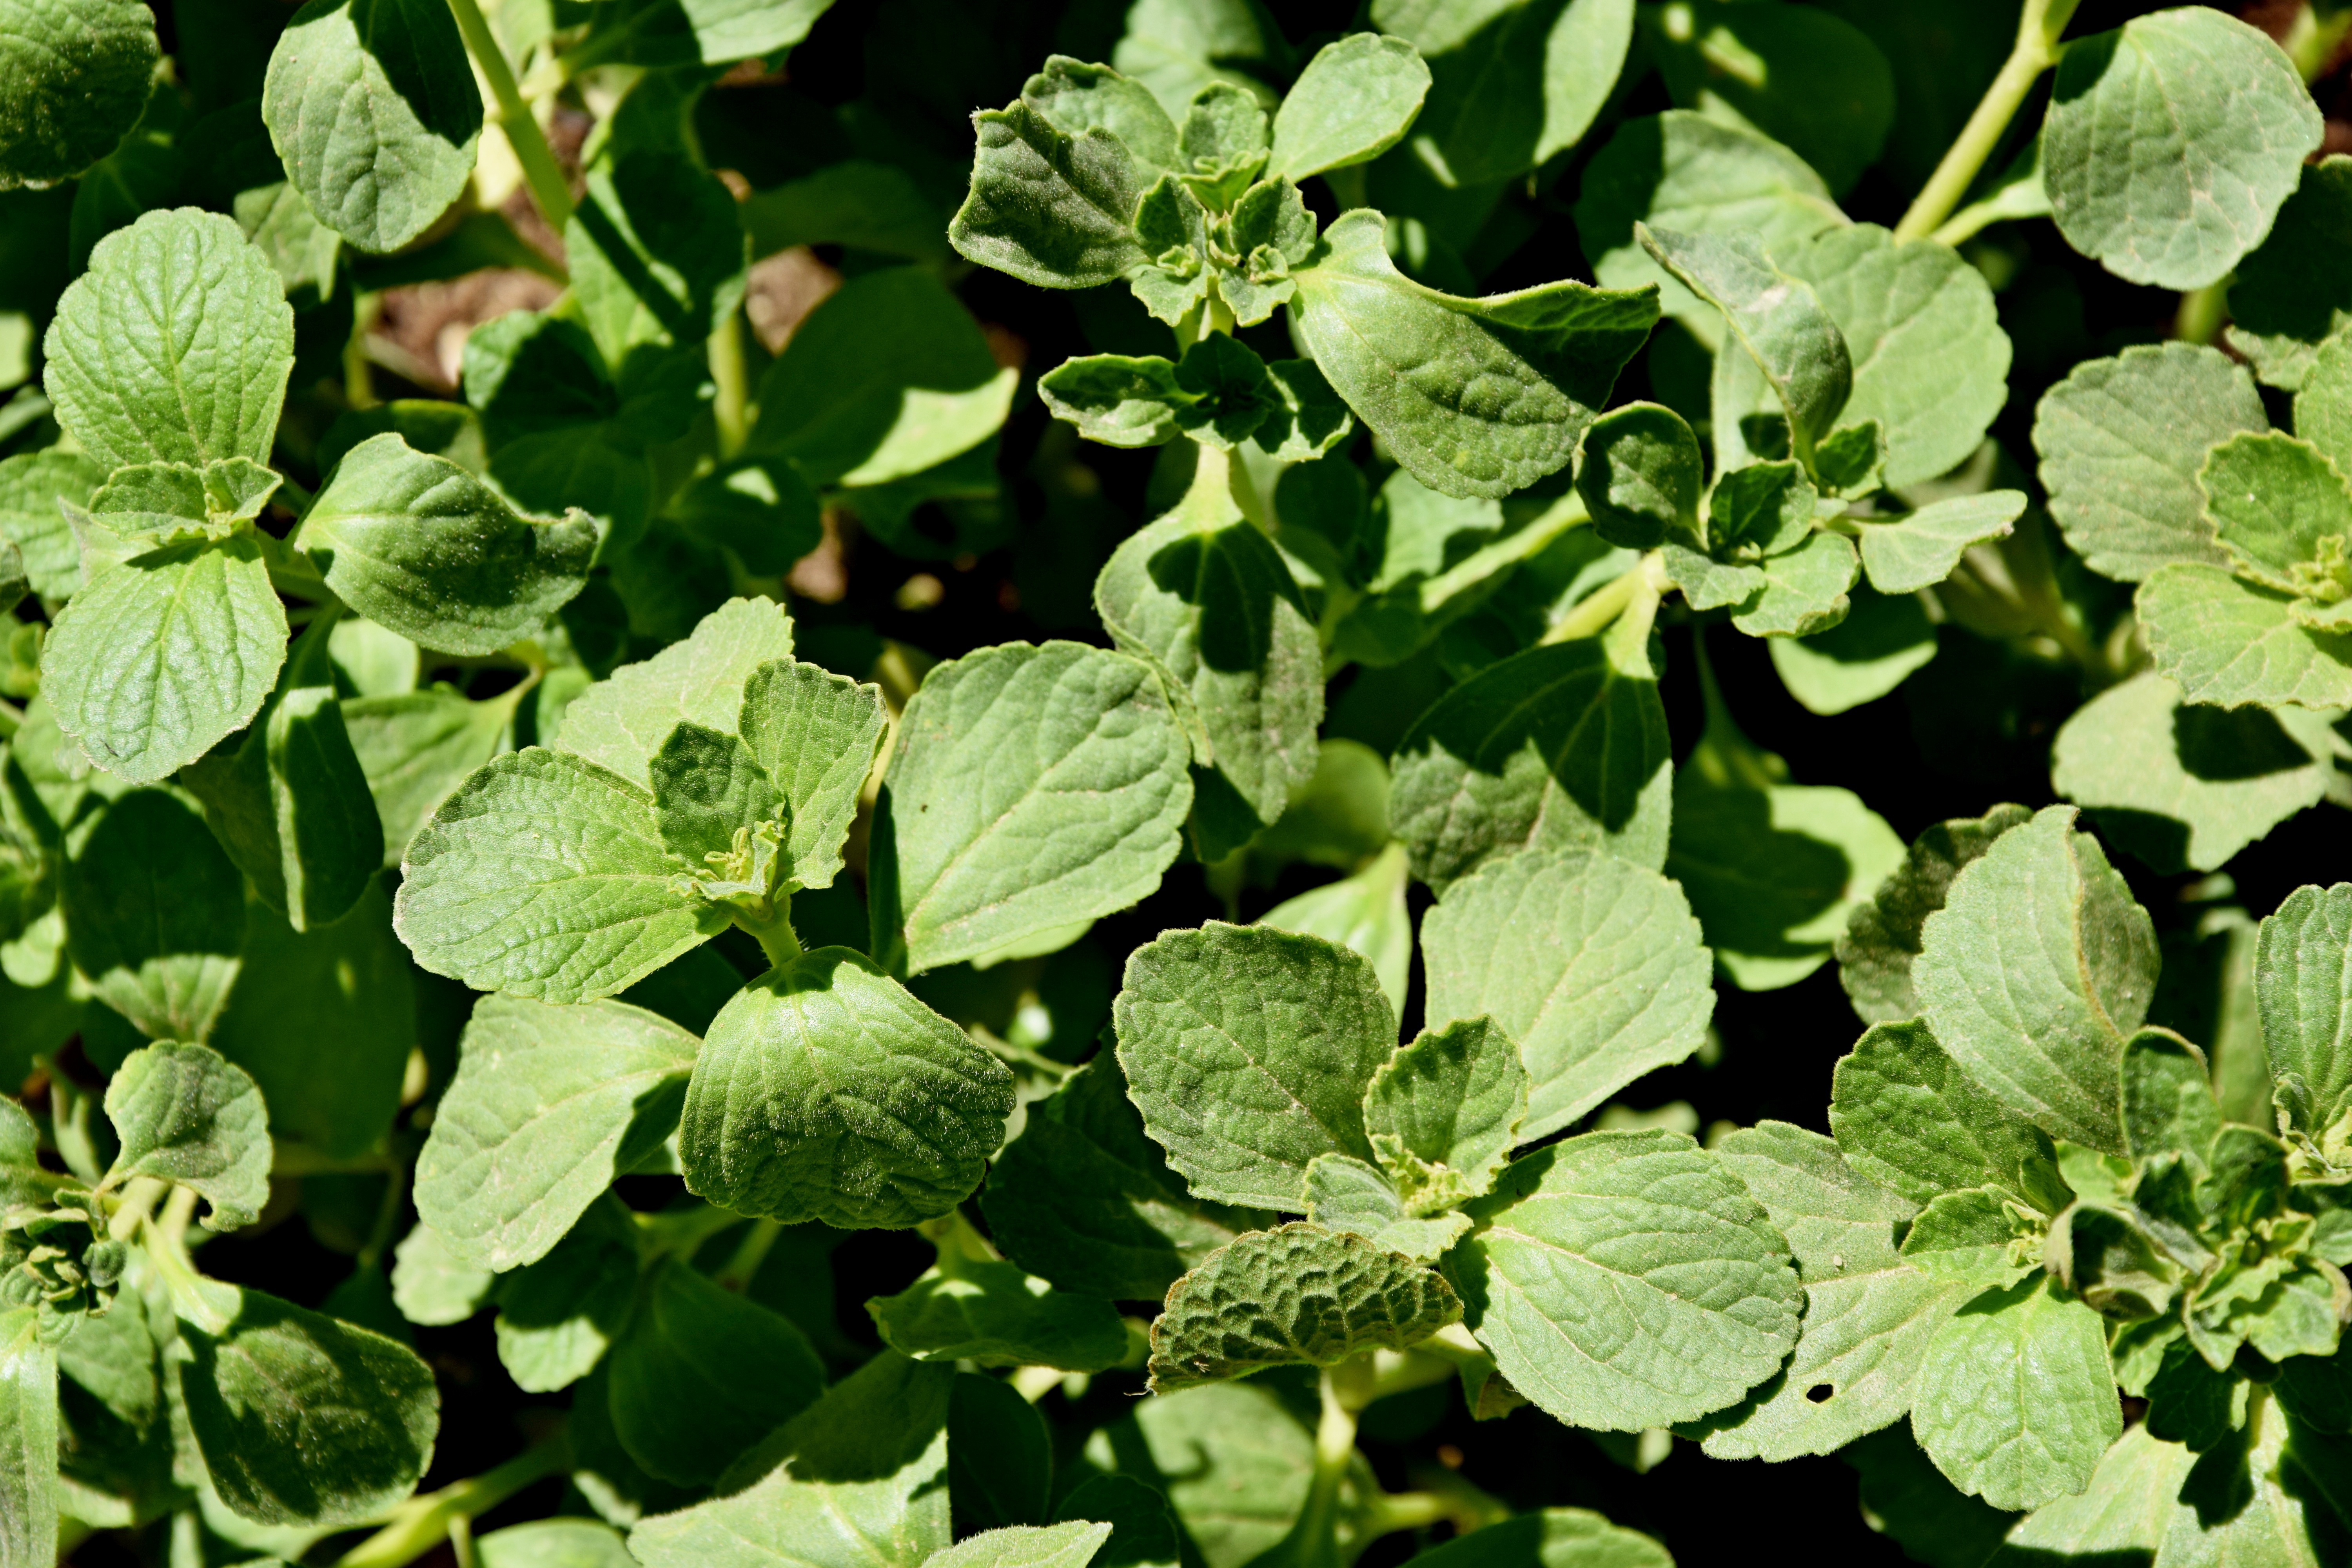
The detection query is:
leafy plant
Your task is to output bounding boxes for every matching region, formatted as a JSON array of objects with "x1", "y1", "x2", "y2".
[{"x1": 1, "y1": 2, "x2": 2350, "y2": 1567}]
